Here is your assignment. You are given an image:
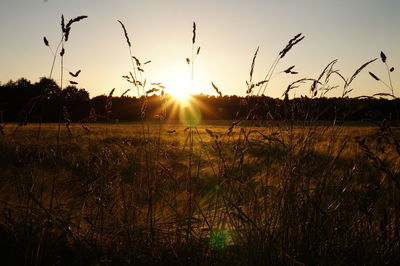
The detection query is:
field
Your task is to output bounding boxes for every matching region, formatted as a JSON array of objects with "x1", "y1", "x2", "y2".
[
  {"x1": 1, "y1": 121, "x2": 400, "y2": 265},
  {"x1": 1, "y1": 11, "x2": 399, "y2": 266},
  {"x1": 1, "y1": 1, "x2": 400, "y2": 265}
]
